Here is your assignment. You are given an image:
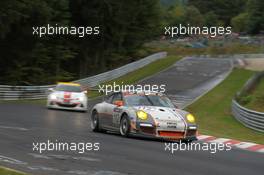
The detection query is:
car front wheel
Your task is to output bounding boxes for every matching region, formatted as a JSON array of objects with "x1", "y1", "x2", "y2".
[
  {"x1": 120, "y1": 115, "x2": 131, "y2": 137},
  {"x1": 91, "y1": 111, "x2": 101, "y2": 132}
]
